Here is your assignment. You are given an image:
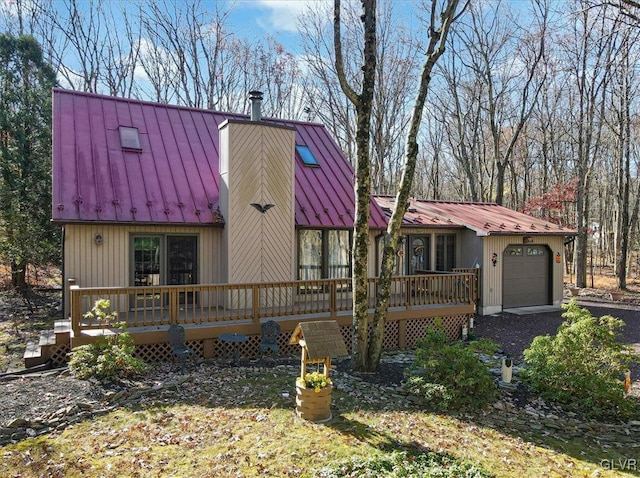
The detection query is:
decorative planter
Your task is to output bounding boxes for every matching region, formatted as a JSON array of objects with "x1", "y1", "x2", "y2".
[
  {"x1": 569, "y1": 287, "x2": 580, "y2": 297},
  {"x1": 295, "y1": 383, "x2": 332, "y2": 422}
]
